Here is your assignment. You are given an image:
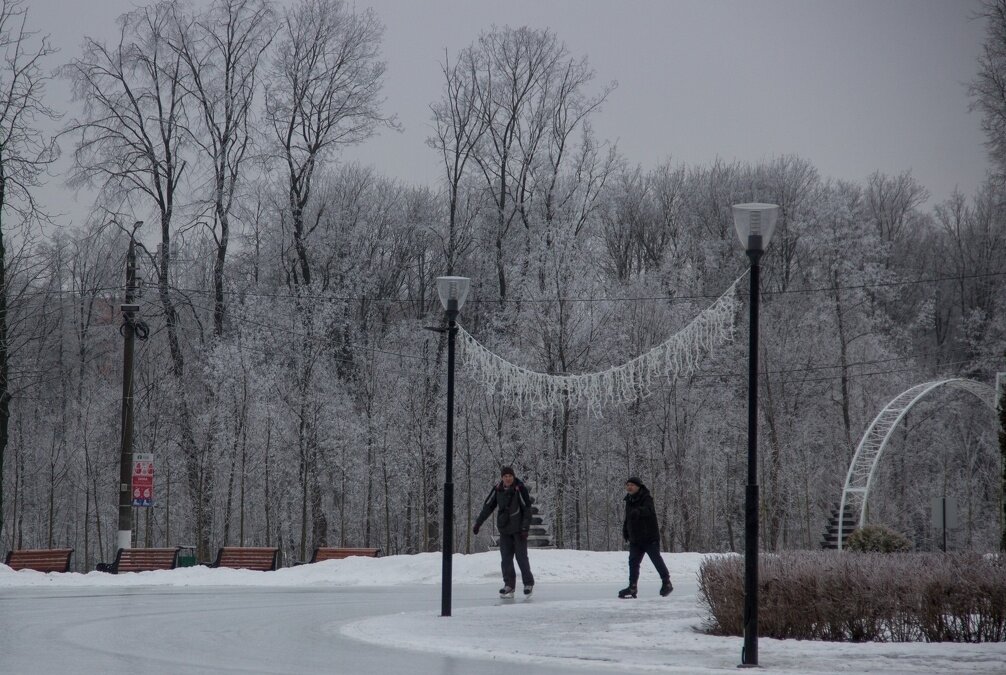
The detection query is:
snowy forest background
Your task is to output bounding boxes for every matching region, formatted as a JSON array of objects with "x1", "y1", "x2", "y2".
[{"x1": 0, "y1": 0, "x2": 1004, "y2": 569}]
